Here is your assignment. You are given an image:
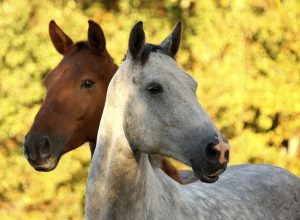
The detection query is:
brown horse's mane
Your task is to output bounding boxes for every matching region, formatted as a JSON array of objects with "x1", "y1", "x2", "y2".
[
  {"x1": 70, "y1": 41, "x2": 103, "y2": 55},
  {"x1": 58, "y1": 41, "x2": 91, "y2": 58},
  {"x1": 74, "y1": 41, "x2": 90, "y2": 51}
]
